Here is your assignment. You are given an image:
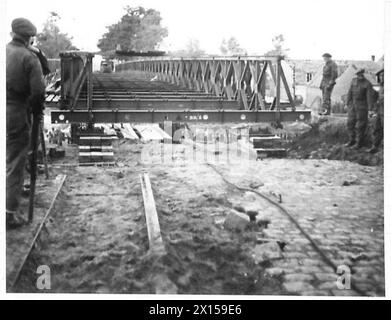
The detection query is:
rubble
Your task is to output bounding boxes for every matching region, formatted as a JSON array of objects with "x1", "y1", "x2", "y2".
[
  {"x1": 224, "y1": 210, "x2": 251, "y2": 231},
  {"x1": 341, "y1": 175, "x2": 360, "y2": 186},
  {"x1": 151, "y1": 273, "x2": 178, "y2": 294},
  {"x1": 252, "y1": 242, "x2": 284, "y2": 264}
]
